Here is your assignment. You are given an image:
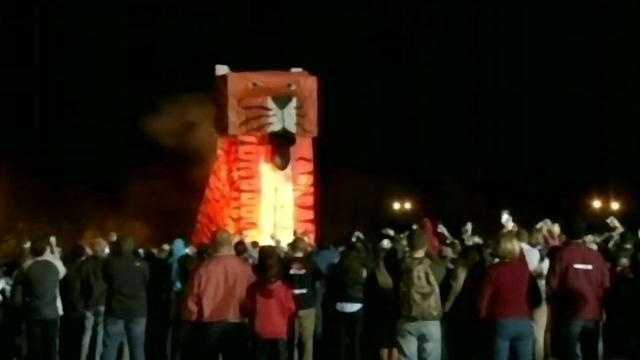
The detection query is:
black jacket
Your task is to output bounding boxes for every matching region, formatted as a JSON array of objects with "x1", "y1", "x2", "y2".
[
  {"x1": 61, "y1": 259, "x2": 86, "y2": 317},
  {"x1": 285, "y1": 255, "x2": 321, "y2": 310},
  {"x1": 328, "y1": 250, "x2": 368, "y2": 304},
  {"x1": 103, "y1": 255, "x2": 149, "y2": 319},
  {"x1": 22, "y1": 259, "x2": 62, "y2": 320},
  {"x1": 80, "y1": 256, "x2": 107, "y2": 310}
]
